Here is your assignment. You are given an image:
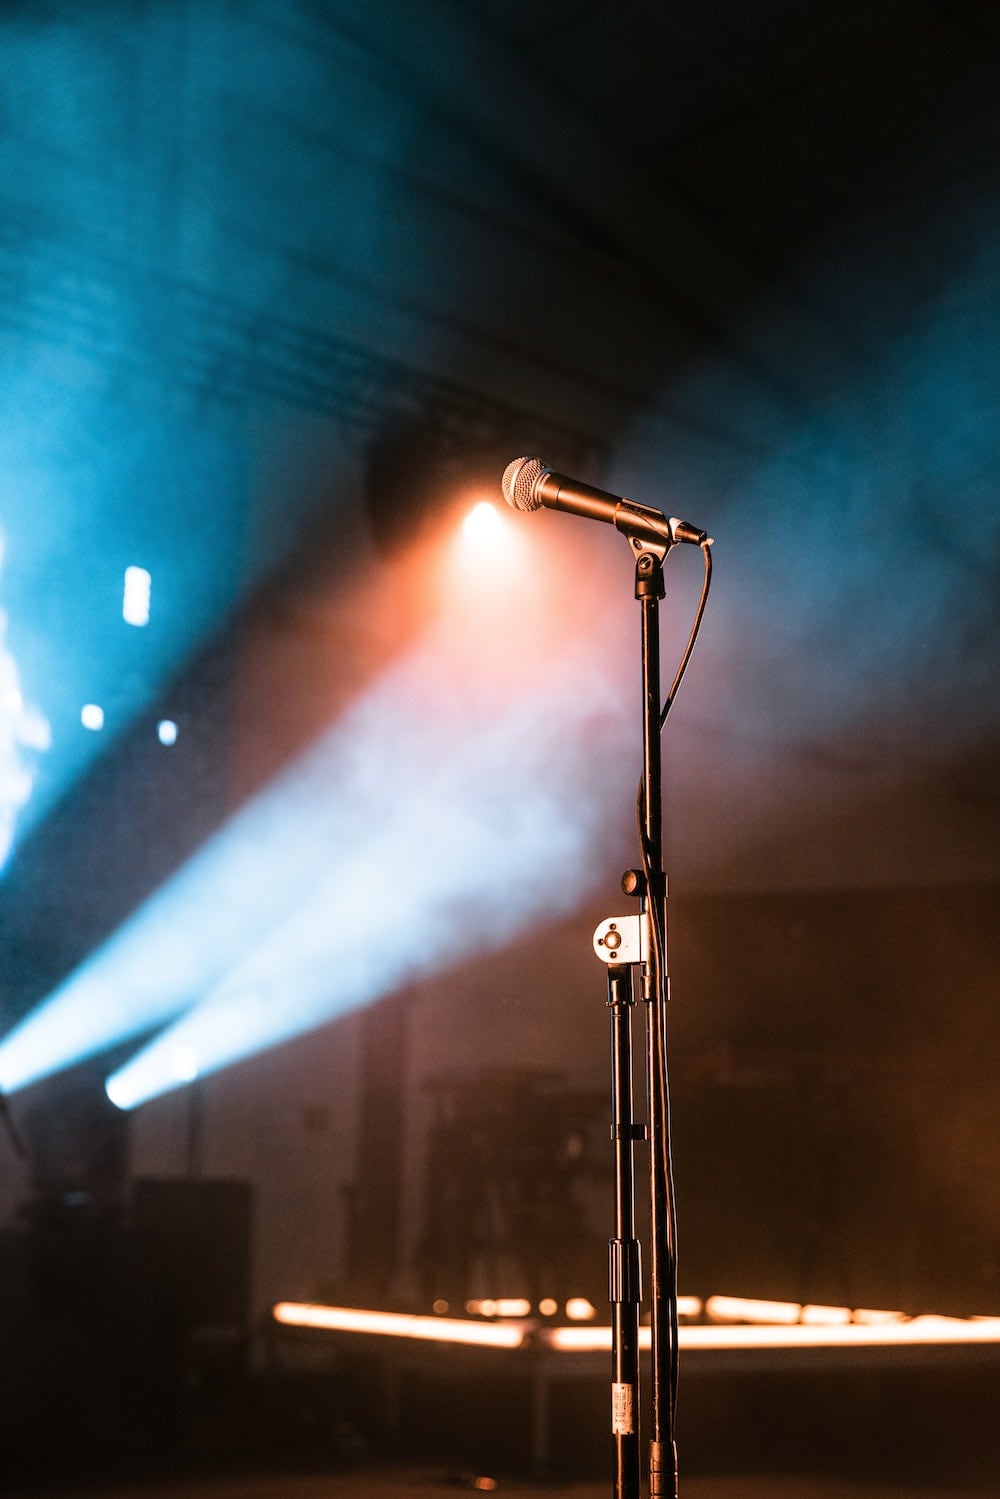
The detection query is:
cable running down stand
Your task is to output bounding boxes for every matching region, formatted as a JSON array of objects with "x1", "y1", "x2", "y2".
[{"x1": 593, "y1": 537, "x2": 691, "y2": 1499}]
